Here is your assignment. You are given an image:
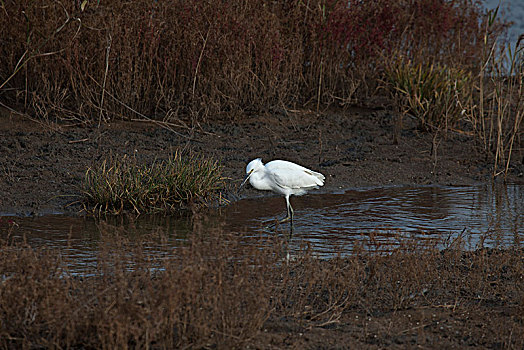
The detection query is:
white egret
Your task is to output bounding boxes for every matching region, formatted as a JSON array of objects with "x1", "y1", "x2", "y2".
[{"x1": 240, "y1": 158, "x2": 325, "y2": 233}]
